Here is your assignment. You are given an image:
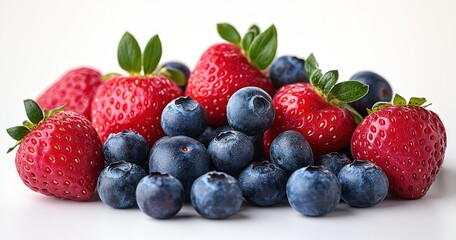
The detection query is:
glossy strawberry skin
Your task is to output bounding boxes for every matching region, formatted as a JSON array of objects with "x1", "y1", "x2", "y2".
[
  {"x1": 91, "y1": 75, "x2": 182, "y2": 146},
  {"x1": 185, "y1": 43, "x2": 274, "y2": 125},
  {"x1": 15, "y1": 111, "x2": 104, "y2": 200},
  {"x1": 264, "y1": 83, "x2": 356, "y2": 157},
  {"x1": 37, "y1": 67, "x2": 102, "y2": 120},
  {"x1": 351, "y1": 106, "x2": 446, "y2": 199}
]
